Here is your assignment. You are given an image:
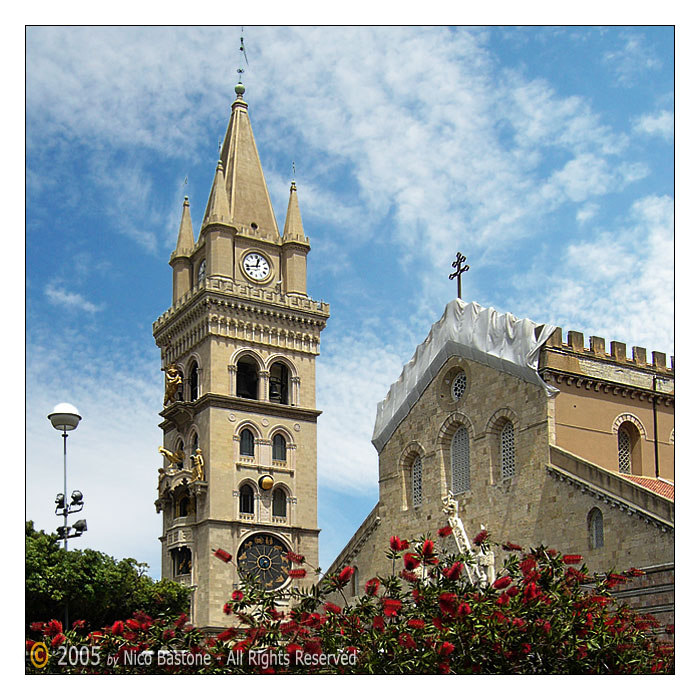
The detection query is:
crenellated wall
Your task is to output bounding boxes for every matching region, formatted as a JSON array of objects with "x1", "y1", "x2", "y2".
[{"x1": 539, "y1": 328, "x2": 674, "y2": 482}]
